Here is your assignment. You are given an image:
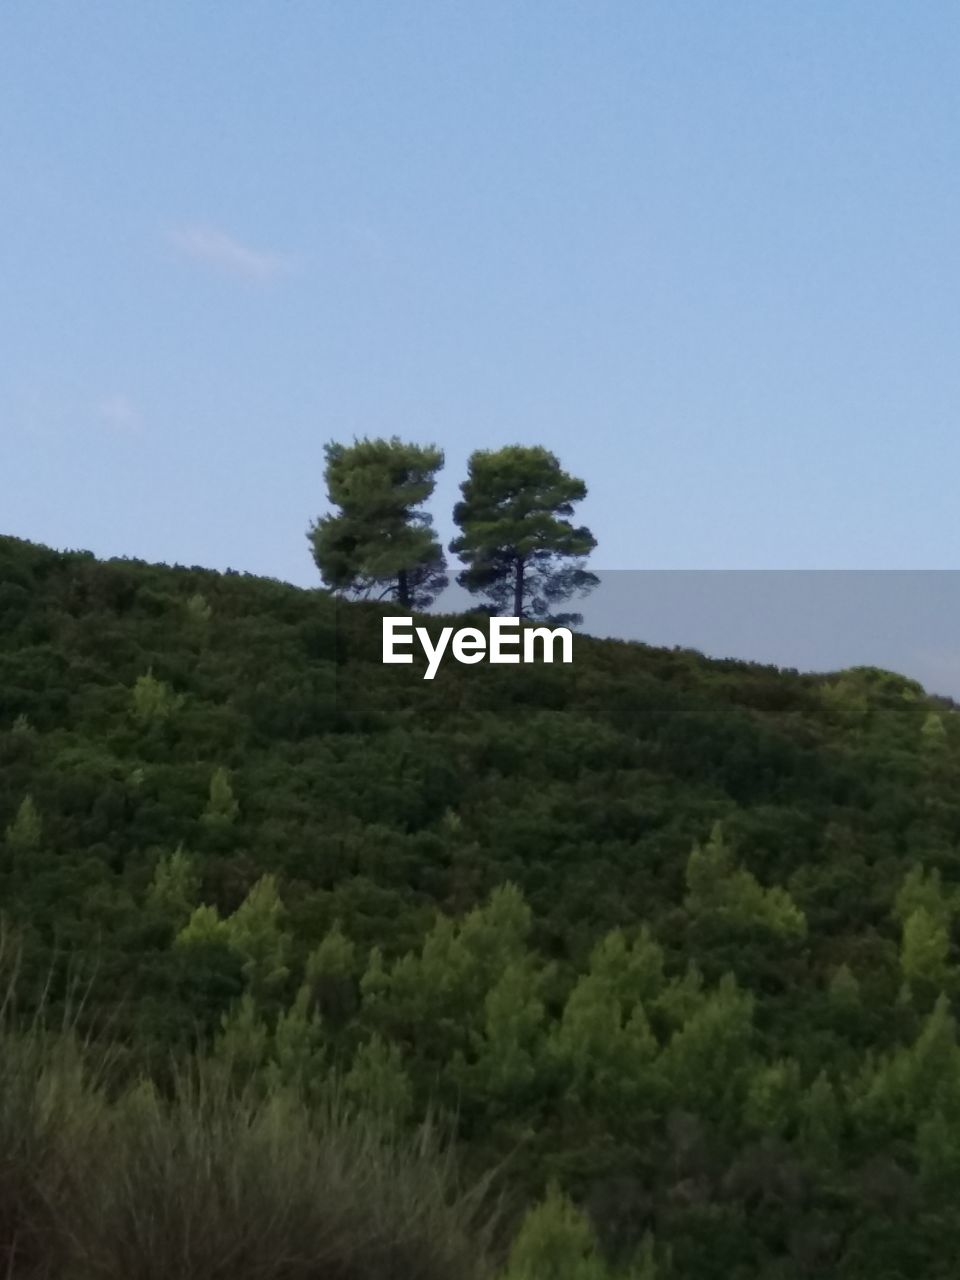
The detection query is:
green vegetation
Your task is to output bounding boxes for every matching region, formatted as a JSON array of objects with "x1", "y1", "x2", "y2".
[
  {"x1": 308, "y1": 436, "x2": 448, "y2": 609},
  {"x1": 451, "y1": 445, "x2": 598, "y2": 622},
  {"x1": 0, "y1": 973, "x2": 494, "y2": 1279},
  {"x1": 2, "y1": 531, "x2": 960, "y2": 1275}
]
